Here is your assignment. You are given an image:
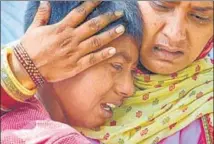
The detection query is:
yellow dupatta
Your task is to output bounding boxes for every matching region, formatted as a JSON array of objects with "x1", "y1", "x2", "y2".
[{"x1": 77, "y1": 57, "x2": 213, "y2": 144}]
